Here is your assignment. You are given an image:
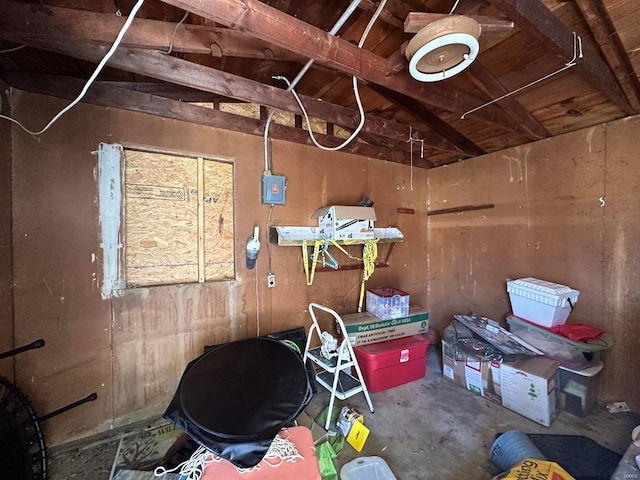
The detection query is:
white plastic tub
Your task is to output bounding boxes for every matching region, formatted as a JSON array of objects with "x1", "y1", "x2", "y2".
[
  {"x1": 507, "y1": 277, "x2": 579, "y2": 328},
  {"x1": 340, "y1": 456, "x2": 397, "y2": 480}
]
